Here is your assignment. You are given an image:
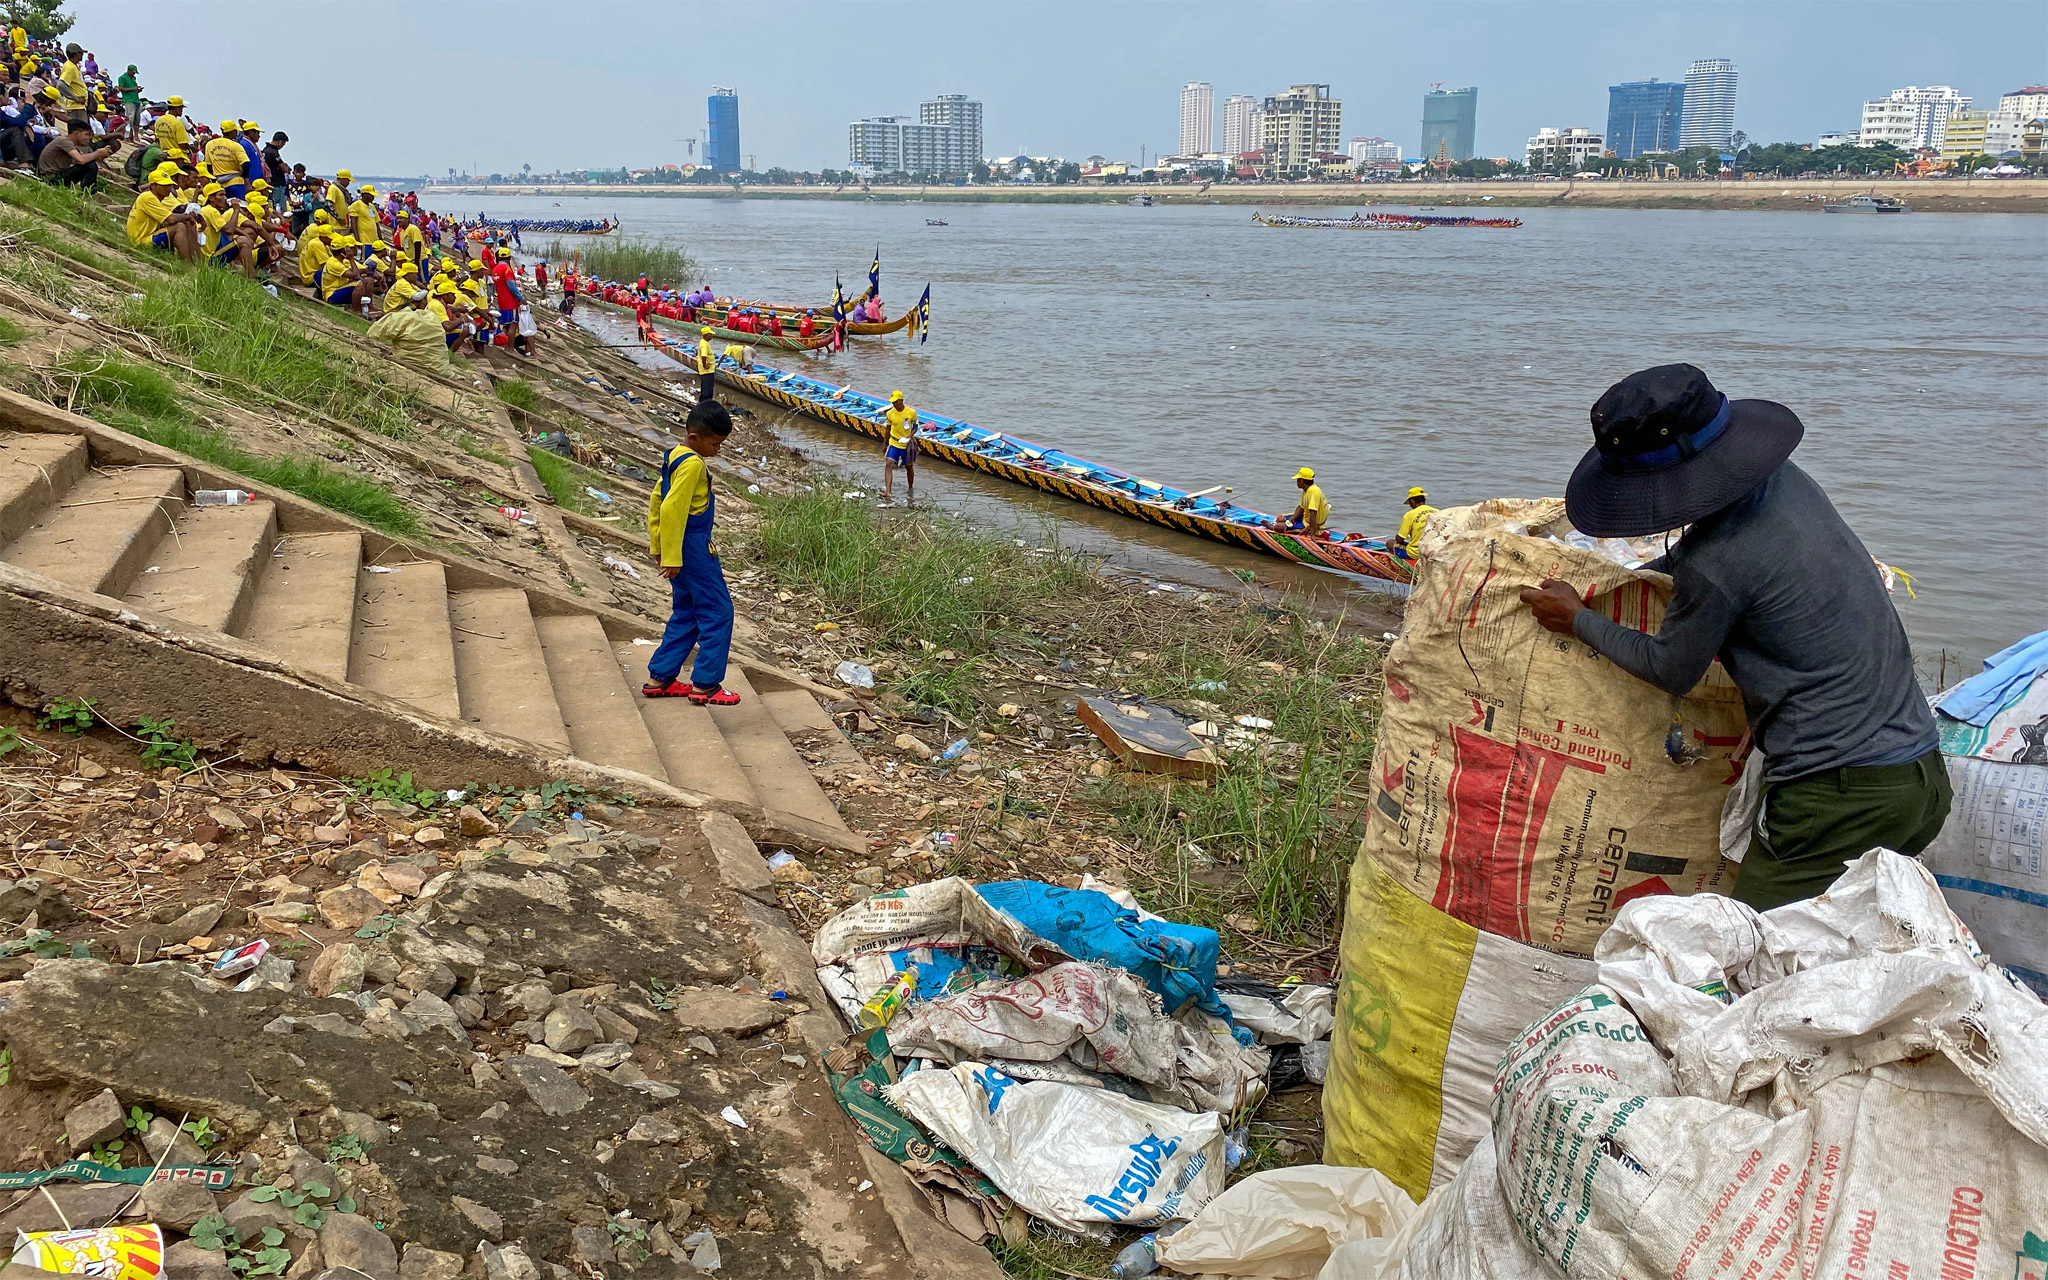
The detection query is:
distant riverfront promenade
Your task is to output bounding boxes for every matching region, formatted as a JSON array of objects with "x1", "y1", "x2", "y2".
[{"x1": 427, "y1": 177, "x2": 2047, "y2": 214}]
